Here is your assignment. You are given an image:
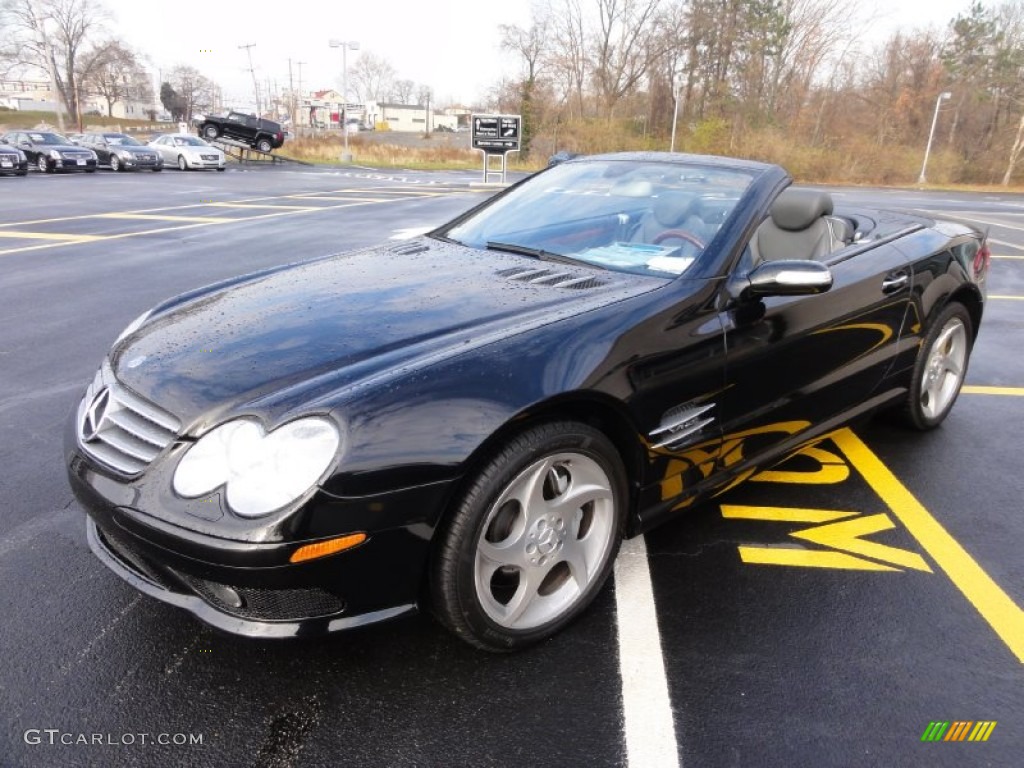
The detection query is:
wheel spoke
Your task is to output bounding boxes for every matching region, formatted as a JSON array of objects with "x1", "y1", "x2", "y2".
[
  {"x1": 502, "y1": 566, "x2": 545, "y2": 624},
  {"x1": 547, "y1": 482, "x2": 612, "y2": 517},
  {"x1": 560, "y1": 538, "x2": 590, "y2": 593},
  {"x1": 478, "y1": 537, "x2": 528, "y2": 570}
]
